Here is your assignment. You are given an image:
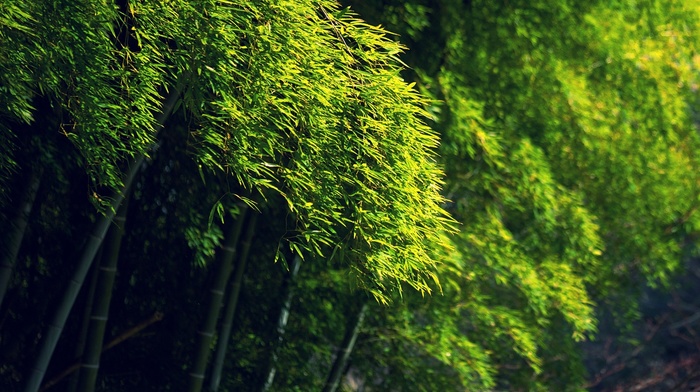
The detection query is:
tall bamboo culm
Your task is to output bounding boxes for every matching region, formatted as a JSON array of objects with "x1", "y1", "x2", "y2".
[
  {"x1": 23, "y1": 88, "x2": 180, "y2": 392},
  {"x1": 261, "y1": 255, "x2": 302, "y2": 392},
  {"x1": 65, "y1": 247, "x2": 101, "y2": 392},
  {"x1": 76, "y1": 195, "x2": 130, "y2": 392},
  {"x1": 0, "y1": 167, "x2": 42, "y2": 308},
  {"x1": 322, "y1": 302, "x2": 369, "y2": 392},
  {"x1": 207, "y1": 211, "x2": 260, "y2": 391},
  {"x1": 188, "y1": 208, "x2": 253, "y2": 392}
]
